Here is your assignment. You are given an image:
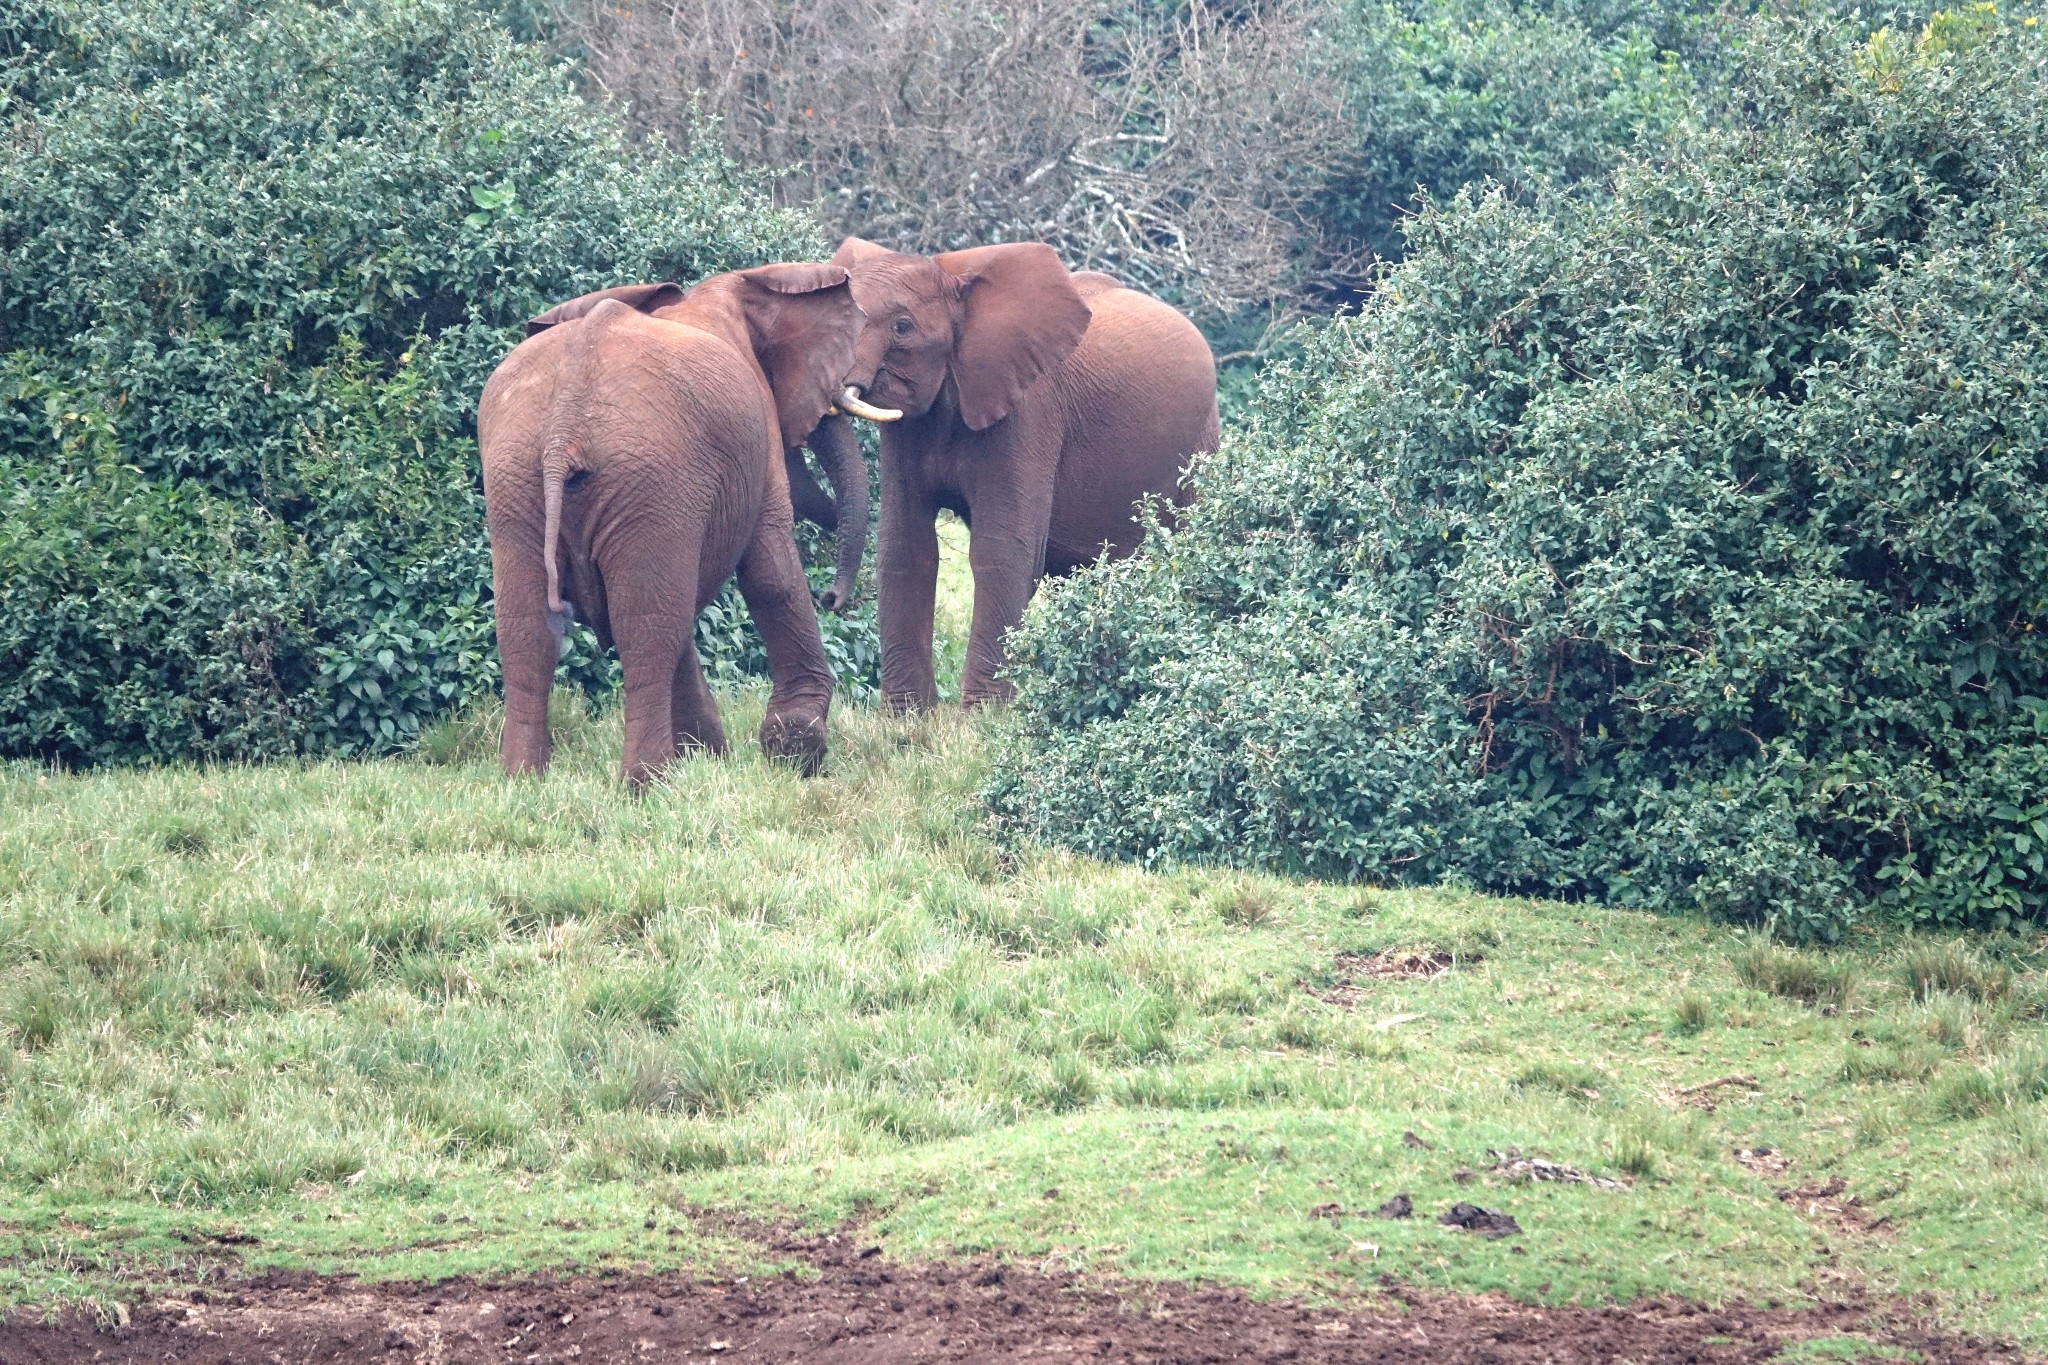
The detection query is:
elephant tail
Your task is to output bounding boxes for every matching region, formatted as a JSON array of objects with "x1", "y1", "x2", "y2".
[
  {"x1": 539, "y1": 299, "x2": 624, "y2": 645},
  {"x1": 540, "y1": 459, "x2": 574, "y2": 650}
]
